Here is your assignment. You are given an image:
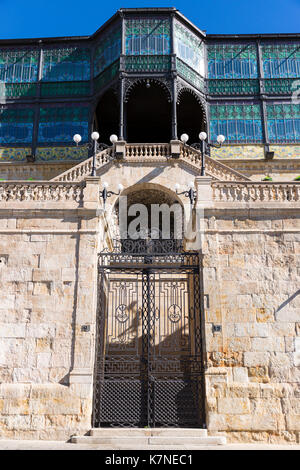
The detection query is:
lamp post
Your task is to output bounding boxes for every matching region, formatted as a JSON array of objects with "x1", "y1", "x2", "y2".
[
  {"x1": 198, "y1": 132, "x2": 226, "y2": 176},
  {"x1": 180, "y1": 132, "x2": 226, "y2": 176},
  {"x1": 99, "y1": 181, "x2": 124, "y2": 208},
  {"x1": 73, "y1": 133, "x2": 118, "y2": 177},
  {"x1": 175, "y1": 181, "x2": 197, "y2": 206}
]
